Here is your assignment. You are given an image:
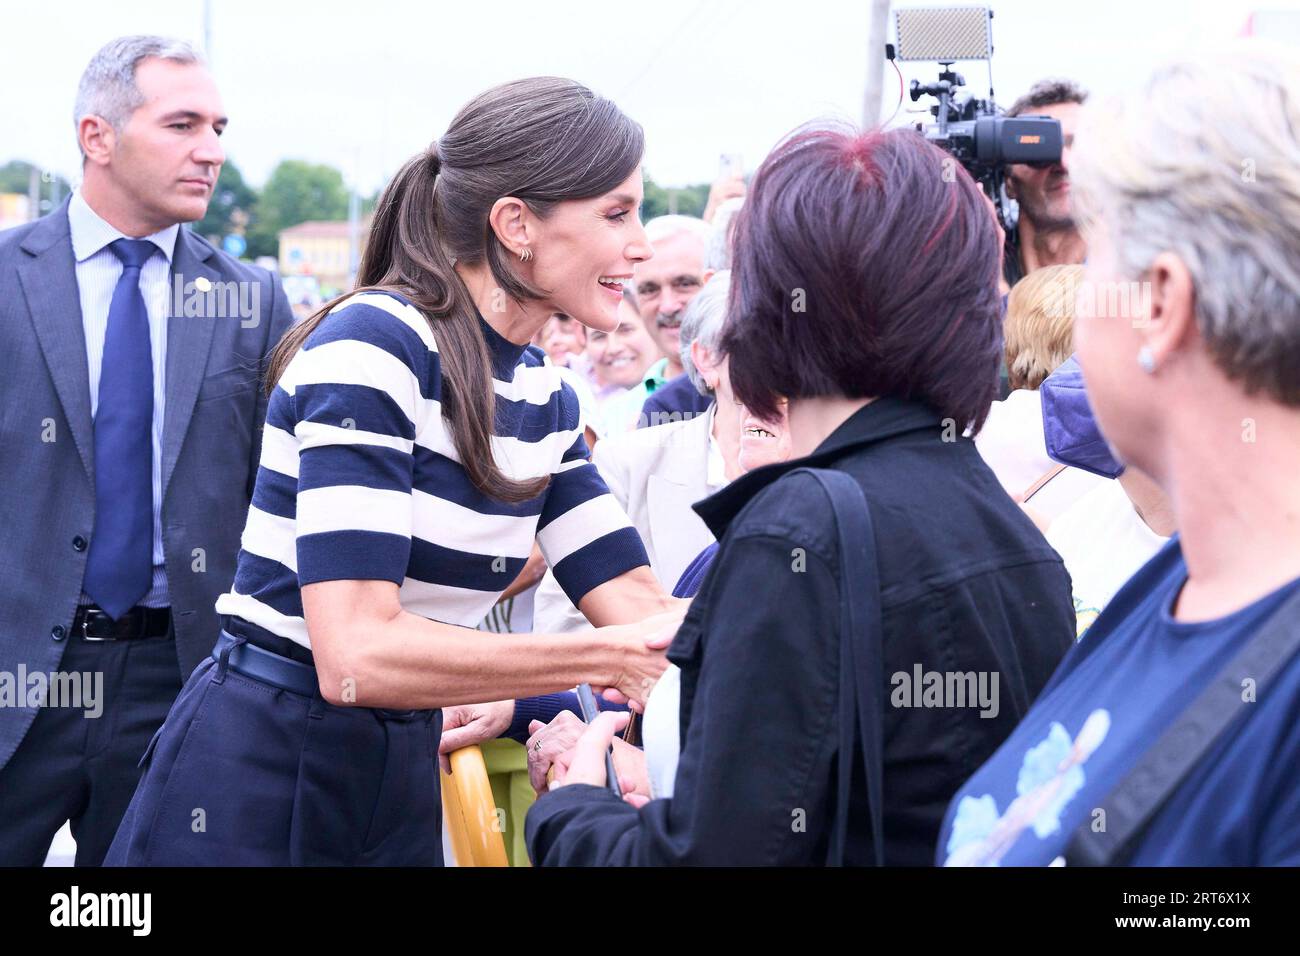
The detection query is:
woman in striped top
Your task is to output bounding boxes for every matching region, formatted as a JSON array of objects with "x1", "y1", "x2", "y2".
[{"x1": 106, "y1": 77, "x2": 681, "y2": 866}]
